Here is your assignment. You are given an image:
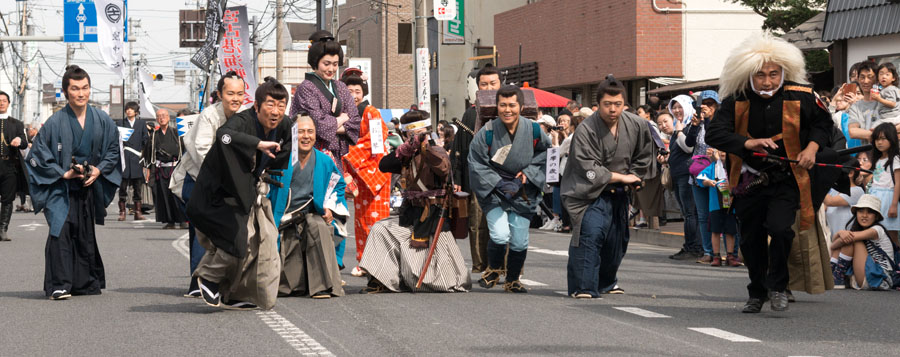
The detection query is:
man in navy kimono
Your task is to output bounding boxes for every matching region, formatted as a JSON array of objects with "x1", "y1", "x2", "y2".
[
  {"x1": 117, "y1": 101, "x2": 149, "y2": 221},
  {"x1": 26, "y1": 65, "x2": 122, "y2": 300}
]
